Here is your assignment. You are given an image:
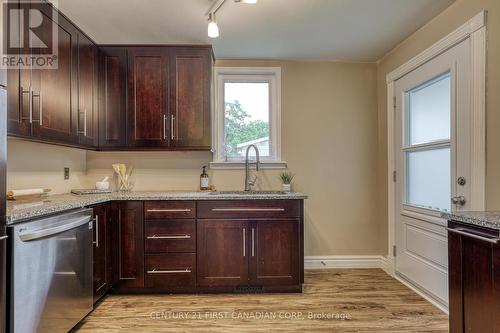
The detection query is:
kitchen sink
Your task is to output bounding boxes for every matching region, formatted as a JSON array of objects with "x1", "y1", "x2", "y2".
[{"x1": 209, "y1": 191, "x2": 286, "y2": 195}]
